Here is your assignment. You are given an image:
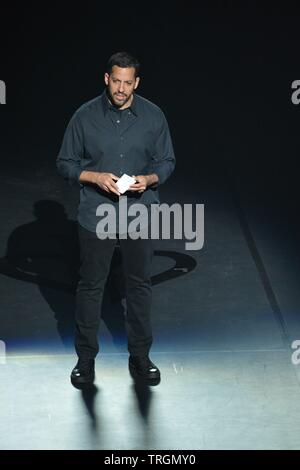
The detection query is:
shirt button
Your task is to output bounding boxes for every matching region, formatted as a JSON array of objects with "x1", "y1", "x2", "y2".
[
  {"x1": 116, "y1": 120, "x2": 120, "y2": 124},
  {"x1": 120, "y1": 154, "x2": 124, "y2": 158}
]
